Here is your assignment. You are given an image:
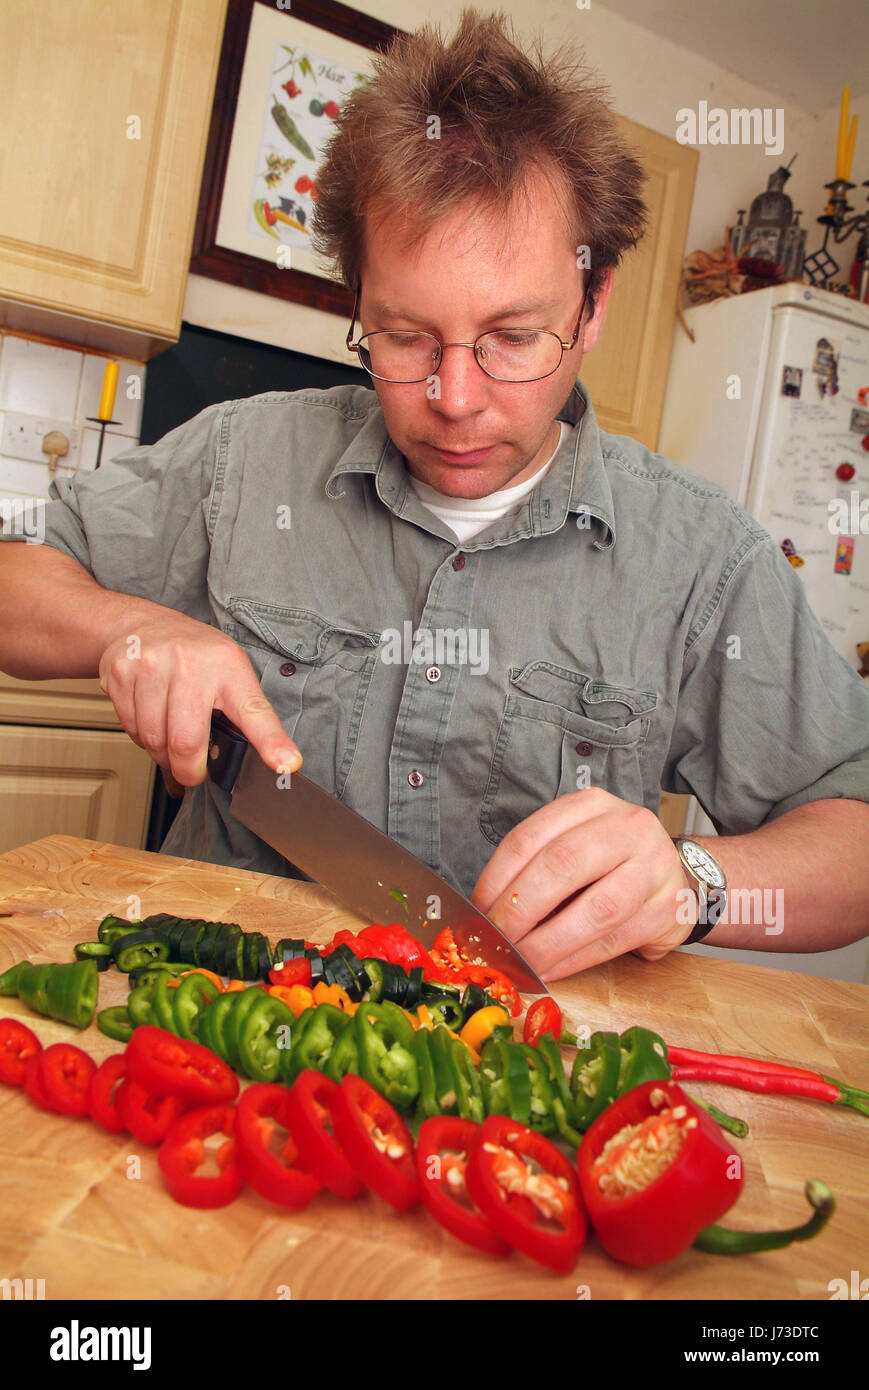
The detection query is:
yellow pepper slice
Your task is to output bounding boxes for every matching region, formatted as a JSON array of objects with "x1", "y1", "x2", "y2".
[
  {"x1": 312, "y1": 981, "x2": 354, "y2": 1012},
  {"x1": 459, "y1": 1004, "x2": 510, "y2": 1053}
]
